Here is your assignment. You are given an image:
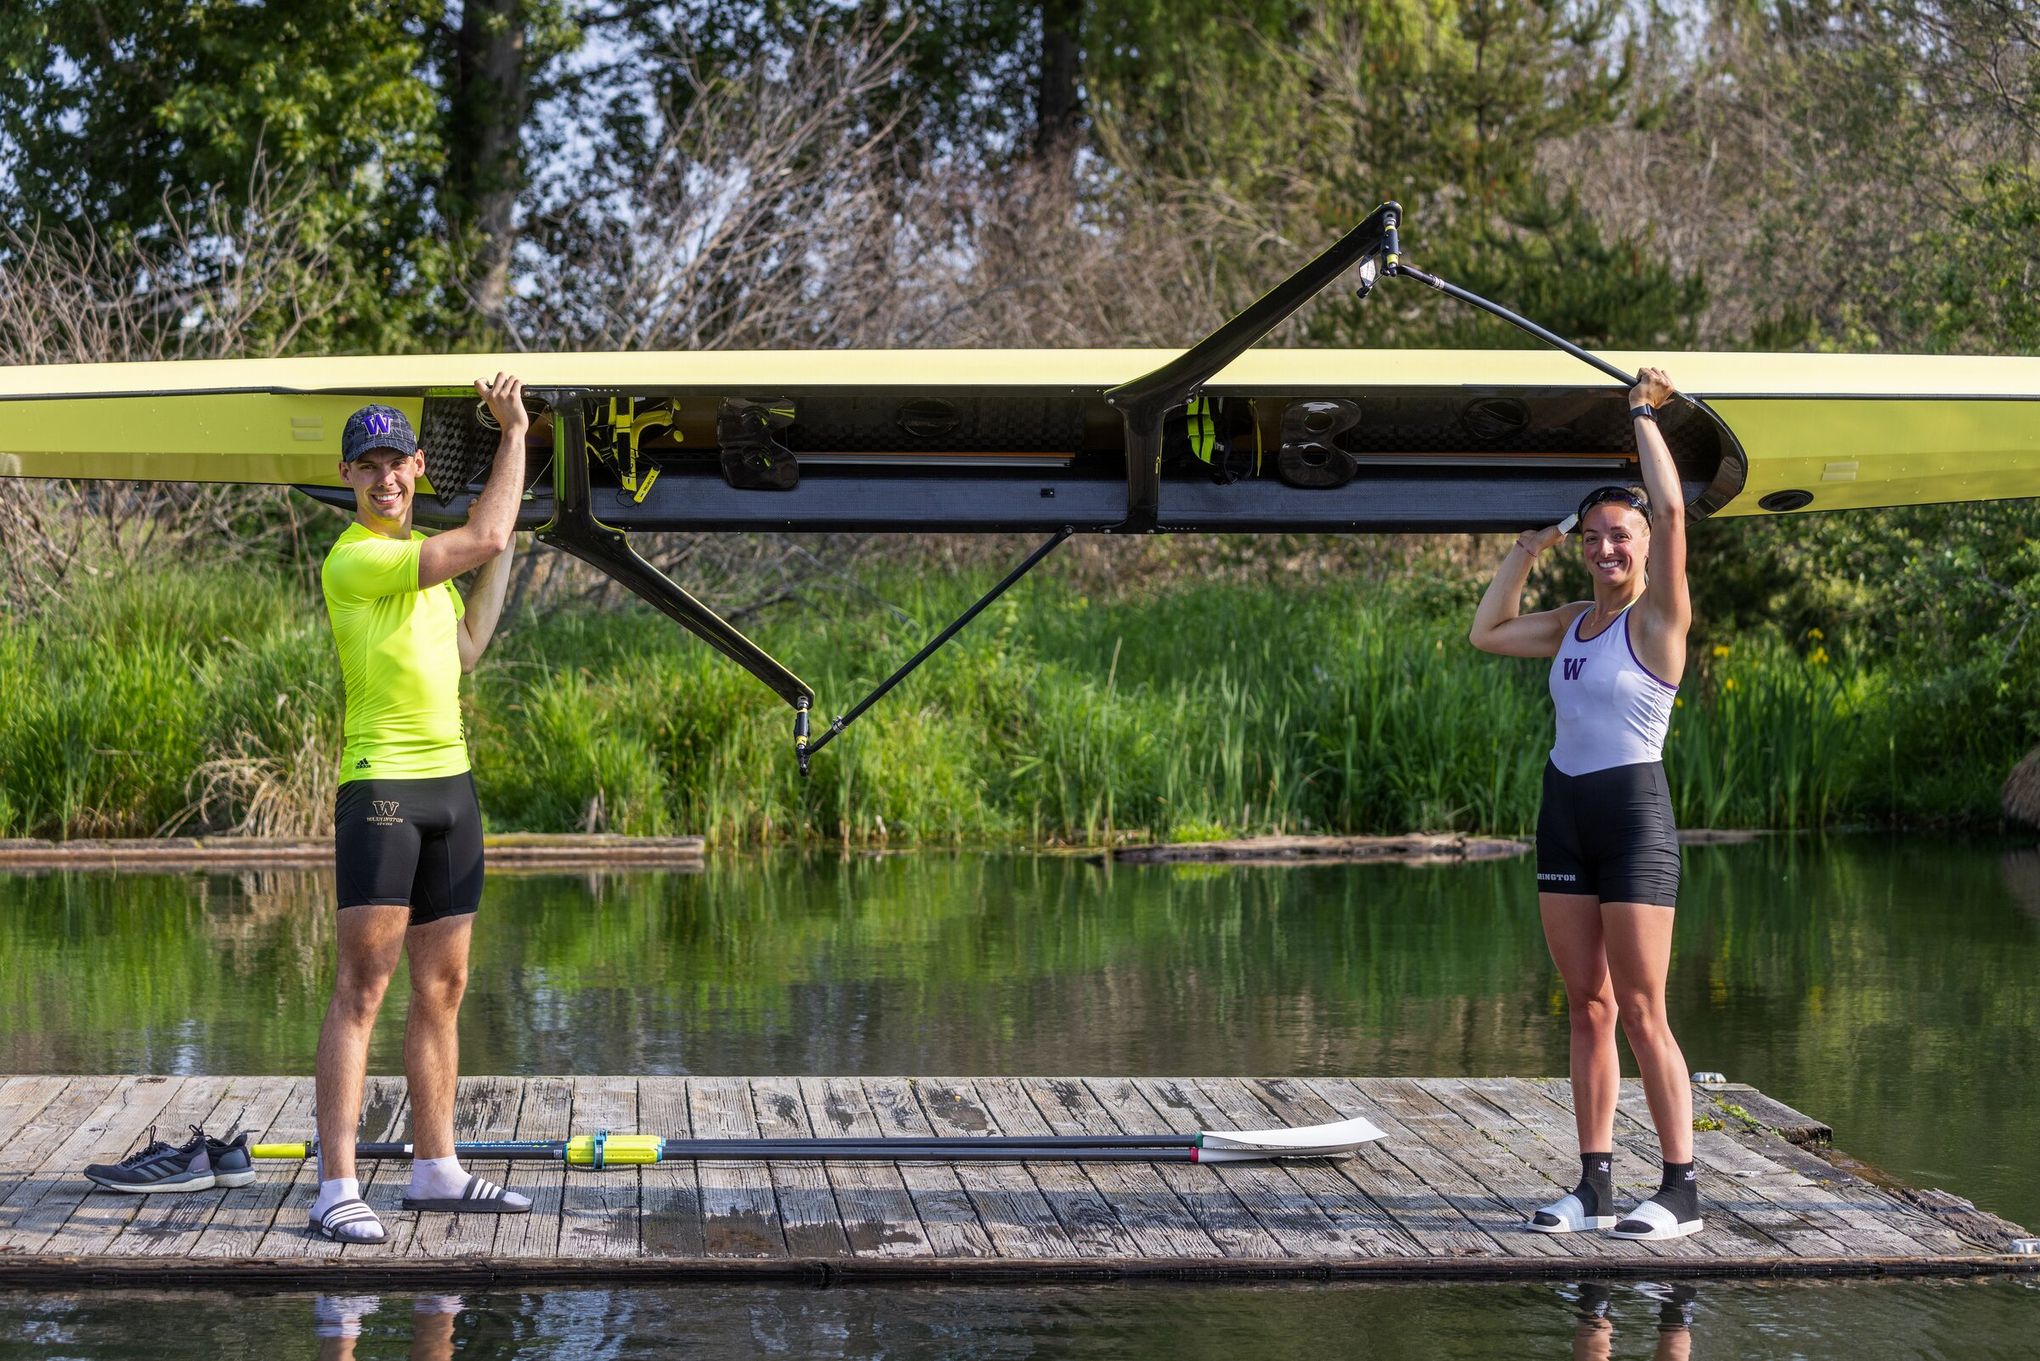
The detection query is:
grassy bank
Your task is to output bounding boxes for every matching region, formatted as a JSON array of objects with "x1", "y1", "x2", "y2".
[{"x1": 0, "y1": 556, "x2": 2025, "y2": 845}]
